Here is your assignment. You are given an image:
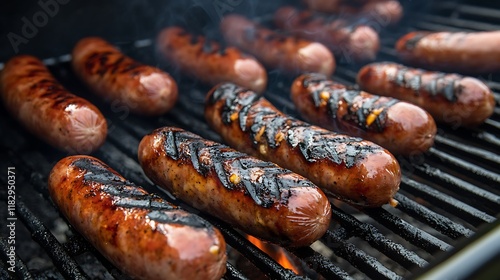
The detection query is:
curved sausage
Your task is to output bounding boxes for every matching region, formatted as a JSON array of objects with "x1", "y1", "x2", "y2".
[
  {"x1": 138, "y1": 127, "x2": 332, "y2": 247},
  {"x1": 395, "y1": 31, "x2": 500, "y2": 74},
  {"x1": 357, "y1": 62, "x2": 496, "y2": 127},
  {"x1": 48, "y1": 155, "x2": 227, "y2": 280},
  {"x1": 274, "y1": 6, "x2": 380, "y2": 62},
  {"x1": 291, "y1": 73, "x2": 437, "y2": 155},
  {"x1": 72, "y1": 37, "x2": 178, "y2": 116},
  {"x1": 220, "y1": 14, "x2": 335, "y2": 77},
  {"x1": 302, "y1": 0, "x2": 403, "y2": 25},
  {"x1": 0, "y1": 55, "x2": 107, "y2": 154},
  {"x1": 156, "y1": 26, "x2": 268, "y2": 93},
  {"x1": 205, "y1": 83, "x2": 401, "y2": 208}
]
